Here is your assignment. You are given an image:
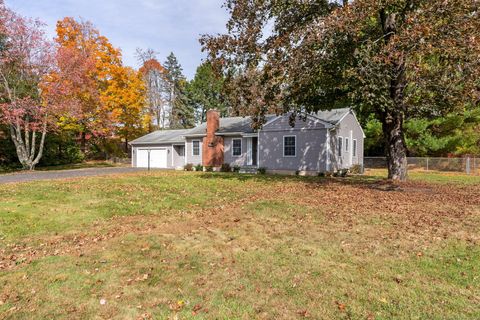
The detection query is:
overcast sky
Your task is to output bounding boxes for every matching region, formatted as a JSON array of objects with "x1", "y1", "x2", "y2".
[{"x1": 7, "y1": 0, "x2": 229, "y2": 79}]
